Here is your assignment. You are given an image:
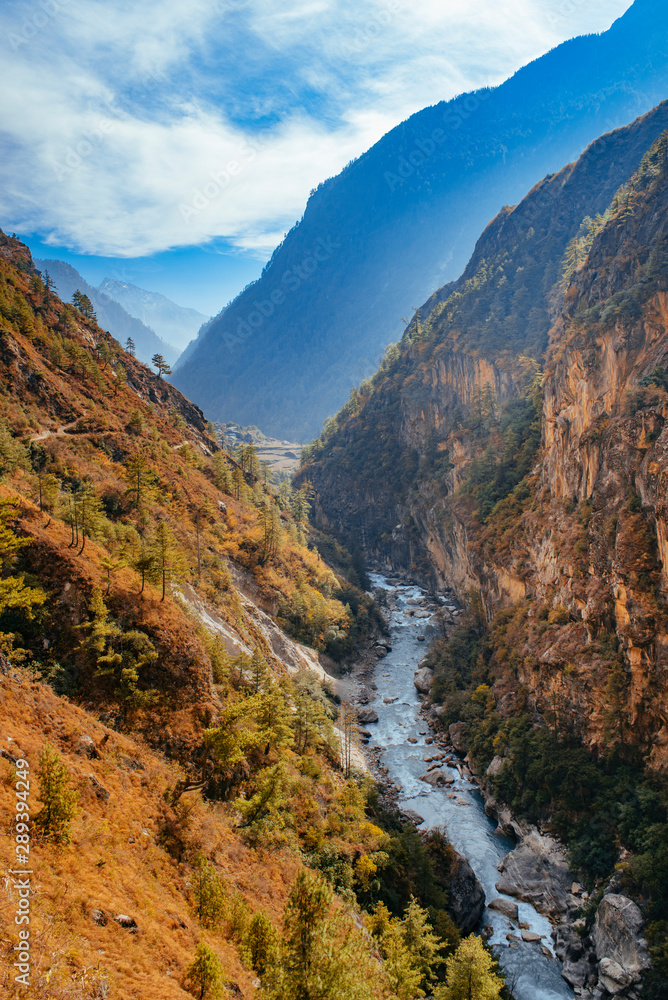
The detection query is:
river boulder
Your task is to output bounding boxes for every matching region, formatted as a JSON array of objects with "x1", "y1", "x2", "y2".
[
  {"x1": 356, "y1": 708, "x2": 379, "y2": 724},
  {"x1": 487, "y1": 897, "x2": 519, "y2": 921},
  {"x1": 420, "y1": 769, "x2": 454, "y2": 787},
  {"x1": 598, "y1": 957, "x2": 633, "y2": 994},
  {"x1": 413, "y1": 667, "x2": 434, "y2": 694},
  {"x1": 495, "y1": 831, "x2": 572, "y2": 916},
  {"x1": 592, "y1": 894, "x2": 650, "y2": 983},
  {"x1": 448, "y1": 856, "x2": 485, "y2": 935}
]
